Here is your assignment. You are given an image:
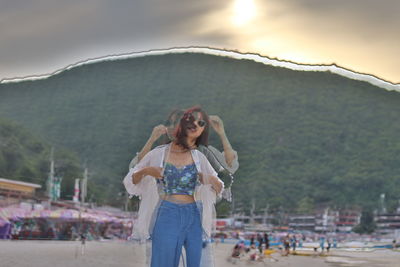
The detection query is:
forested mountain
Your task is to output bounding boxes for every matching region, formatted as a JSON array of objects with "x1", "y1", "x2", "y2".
[
  {"x1": 0, "y1": 118, "x2": 83, "y2": 200},
  {"x1": 0, "y1": 52, "x2": 399, "y2": 214}
]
